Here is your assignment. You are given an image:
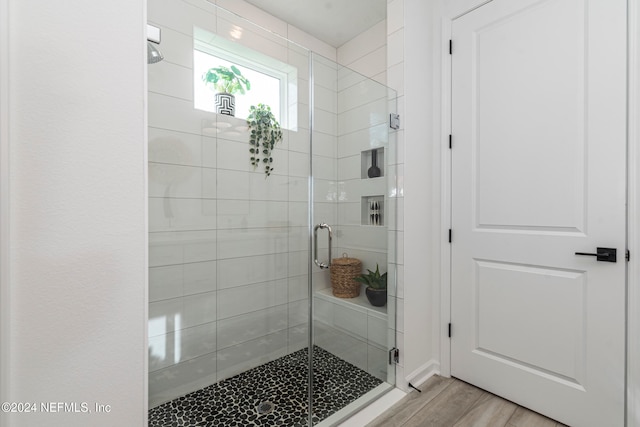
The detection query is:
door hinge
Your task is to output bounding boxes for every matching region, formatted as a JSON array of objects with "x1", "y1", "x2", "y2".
[
  {"x1": 626, "y1": 250, "x2": 630, "y2": 262},
  {"x1": 449, "y1": 134, "x2": 452, "y2": 149},
  {"x1": 448, "y1": 323, "x2": 452, "y2": 338},
  {"x1": 389, "y1": 347, "x2": 399, "y2": 365},
  {"x1": 390, "y1": 113, "x2": 400, "y2": 130},
  {"x1": 449, "y1": 39, "x2": 453, "y2": 54},
  {"x1": 448, "y1": 229, "x2": 452, "y2": 243}
]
